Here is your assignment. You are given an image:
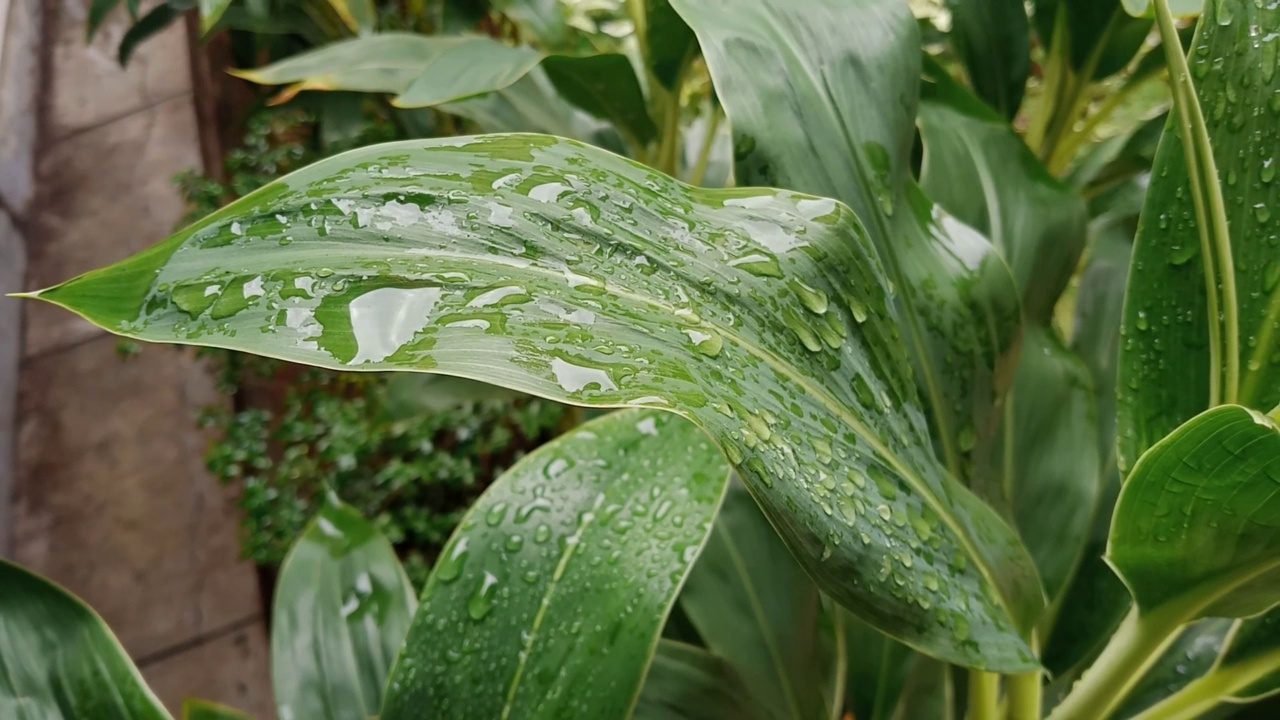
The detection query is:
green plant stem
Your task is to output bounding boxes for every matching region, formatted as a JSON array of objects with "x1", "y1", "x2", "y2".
[
  {"x1": 1153, "y1": 0, "x2": 1239, "y2": 406},
  {"x1": 968, "y1": 671, "x2": 1001, "y2": 720},
  {"x1": 1045, "y1": 605, "x2": 1183, "y2": 720},
  {"x1": 1128, "y1": 649, "x2": 1280, "y2": 720},
  {"x1": 689, "y1": 109, "x2": 723, "y2": 186},
  {"x1": 1005, "y1": 633, "x2": 1042, "y2": 720}
]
